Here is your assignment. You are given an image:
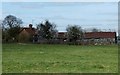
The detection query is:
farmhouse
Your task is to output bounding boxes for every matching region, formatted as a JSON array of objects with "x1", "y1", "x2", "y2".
[{"x1": 18, "y1": 24, "x2": 36, "y2": 42}]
